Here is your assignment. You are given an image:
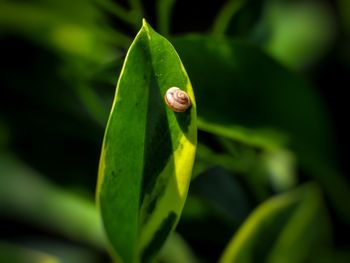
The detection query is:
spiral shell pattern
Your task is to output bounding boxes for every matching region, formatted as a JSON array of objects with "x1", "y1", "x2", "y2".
[{"x1": 164, "y1": 87, "x2": 191, "y2": 112}]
